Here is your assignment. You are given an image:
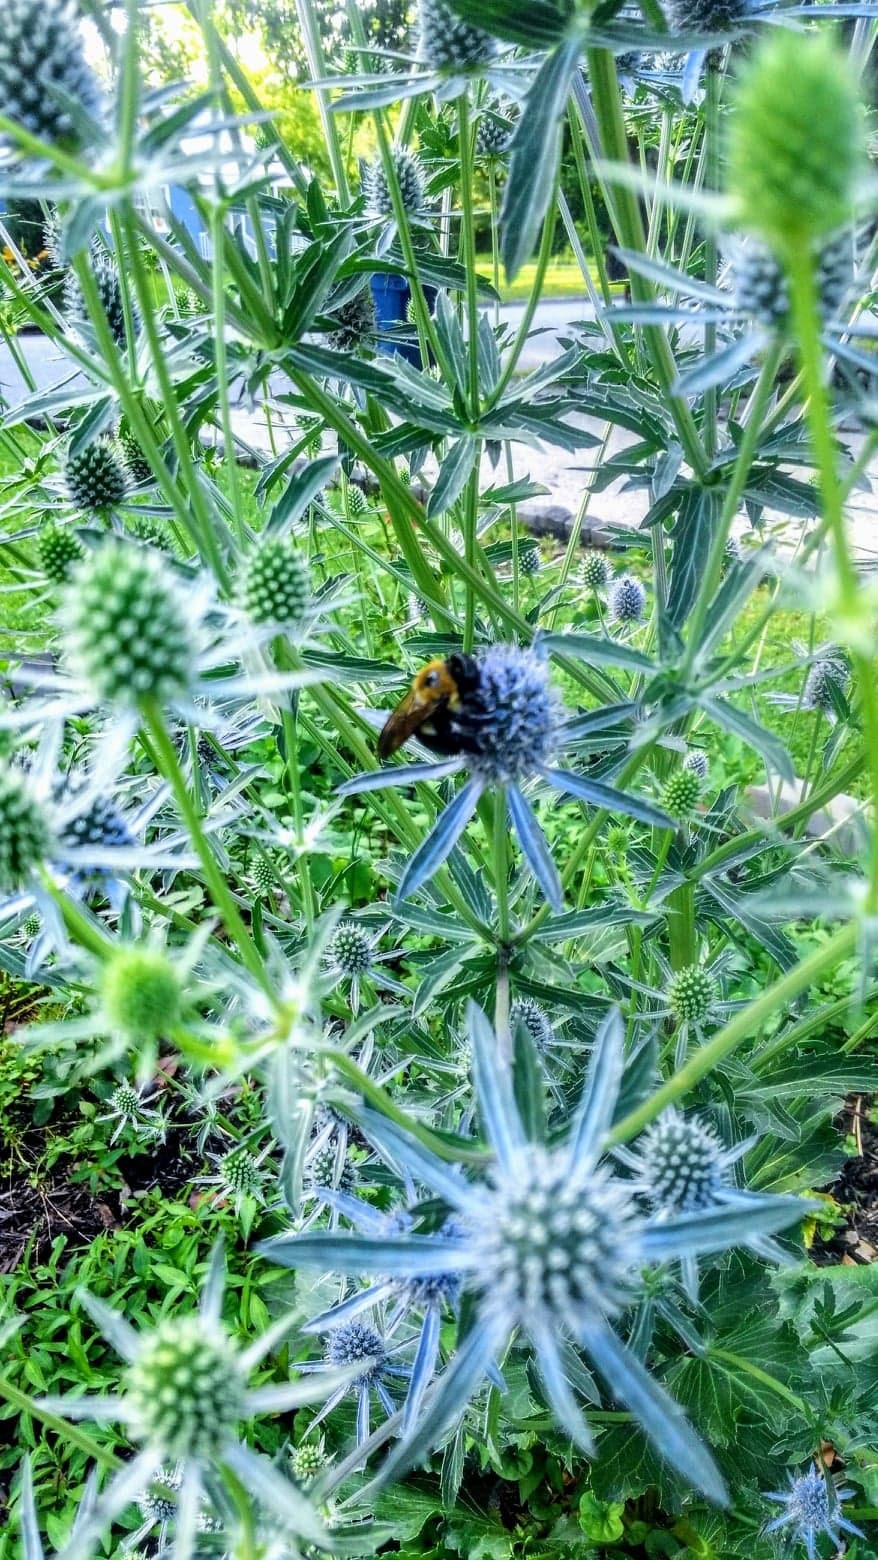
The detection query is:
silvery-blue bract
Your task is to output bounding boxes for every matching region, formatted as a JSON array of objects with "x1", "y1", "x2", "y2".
[{"x1": 260, "y1": 1006, "x2": 810, "y2": 1499}]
